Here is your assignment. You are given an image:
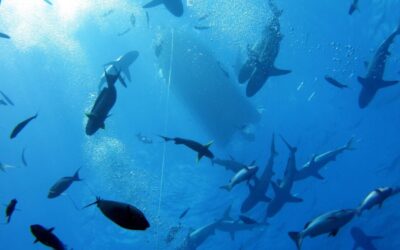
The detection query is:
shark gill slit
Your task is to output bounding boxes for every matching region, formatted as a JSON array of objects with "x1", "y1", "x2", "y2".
[{"x1": 156, "y1": 28, "x2": 174, "y2": 250}]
